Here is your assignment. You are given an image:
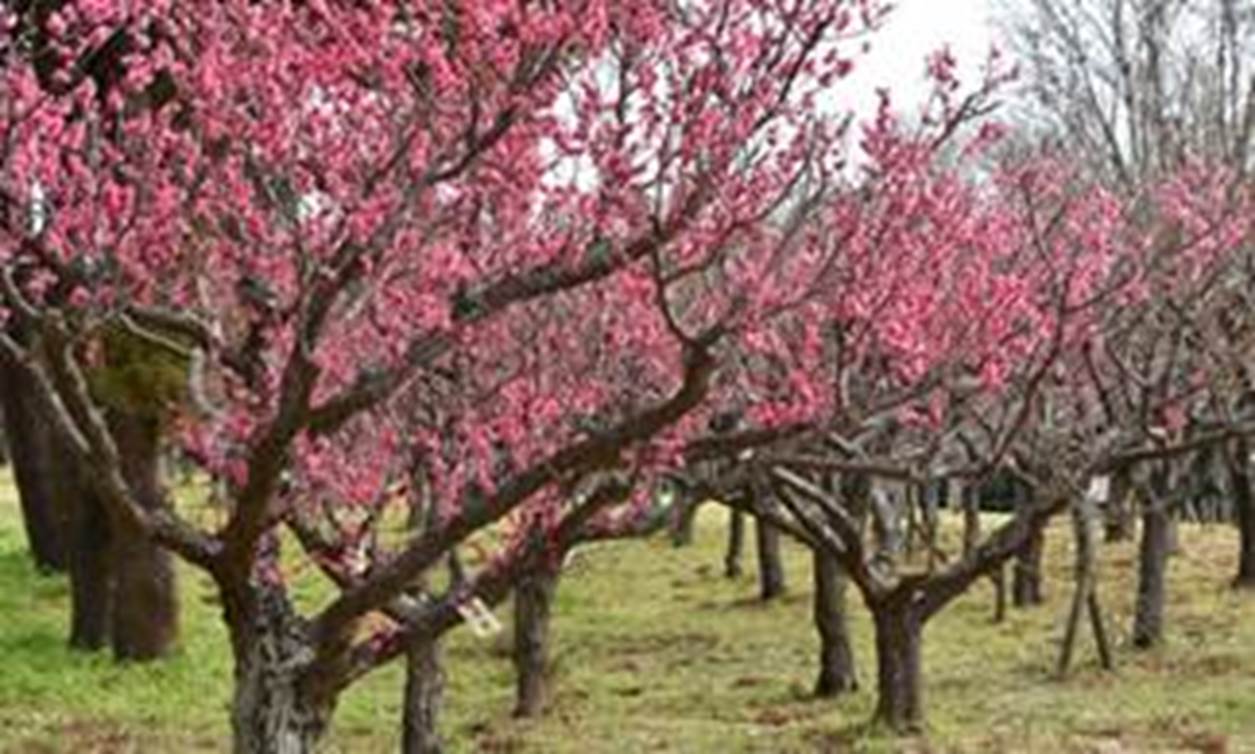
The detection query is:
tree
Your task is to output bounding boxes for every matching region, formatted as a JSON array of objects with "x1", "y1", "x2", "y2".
[
  {"x1": 1004, "y1": 0, "x2": 1255, "y2": 186},
  {"x1": 724, "y1": 143, "x2": 1247, "y2": 731},
  {"x1": 0, "y1": 350, "x2": 68, "y2": 573},
  {"x1": 1003, "y1": 0, "x2": 1255, "y2": 589},
  {"x1": 0, "y1": 0, "x2": 184, "y2": 659},
  {"x1": 0, "y1": 2, "x2": 900, "y2": 751}
]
